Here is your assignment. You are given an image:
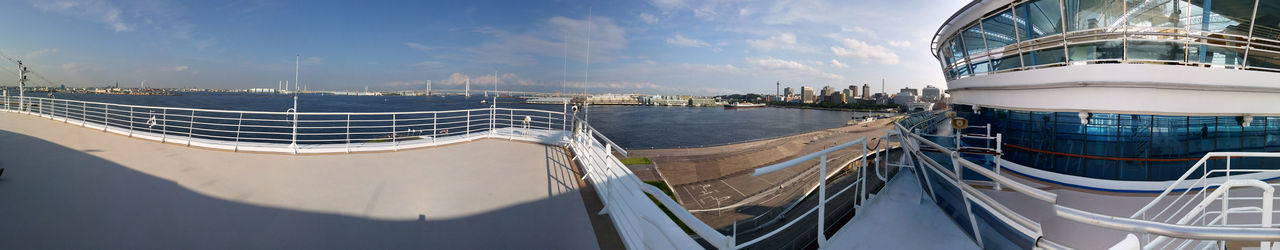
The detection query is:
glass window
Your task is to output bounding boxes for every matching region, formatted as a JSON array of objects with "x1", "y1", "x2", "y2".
[
  {"x1": 1023, "y1": 47, "x2": 1067, "y2": 66},
  {"x1": 1068, "y1": 40, "x2": 1124, "y2": 61},
  {"x1": 1246, "y1": 47, "x2": 1280, "y2": 70},
  {"x1": 949, "y1": 38, "x2": 971, "y2": 77},
  {"x1": 1251, "y1": 2, "x2": 1279, "y2": 41},
  {"x1": 992, "y1": 54, "x2": 1023, "y2": 71},
  {"x1": 963, "y1": 25, "x2": 988, "y2": 57},
  {"x1": 971, "y1": 61, "x2": 991, "y2": 75},
  {"x1": 1127, "y1": 40, "x2": 1186, "y2": 61},
  {"x1": 1065, "y1": 0, "x2": 1126, "y2": 32},
  {"x1": 982, "y1": 10, "x2": 1019, "y2": 51},
  {"x1": 1189, "y1": 44, "x2": 1245, "y2": 65},
  {"x1": 1016, "y1": 0, "x2": 1065, "y2": 40},
  {"x1": 1188, "y1": 0, "x2": 1253, "y2": 34},
  {"x1": 1126, "y1": 0, "x2": 1183, "y2": 29}
]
